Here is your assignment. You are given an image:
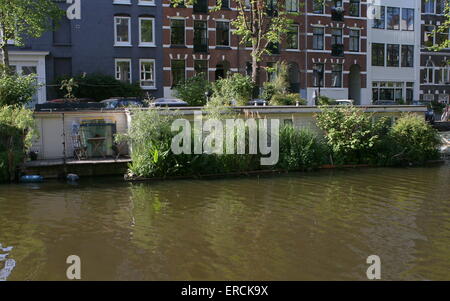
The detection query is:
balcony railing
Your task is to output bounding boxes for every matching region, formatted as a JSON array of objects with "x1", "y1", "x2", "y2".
[
  {"x1": 331, "y1": 7, "x2": 344, "y2": 22},
  {"x1": 193, "y1": 0, "x2": 208, "y2": 13},
  {"x1": 194, "y1": 43, "x2": 208, "y2": 53},
  {"x1": 331, "y1": 44, "x2": 344, "y2": 57}
]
